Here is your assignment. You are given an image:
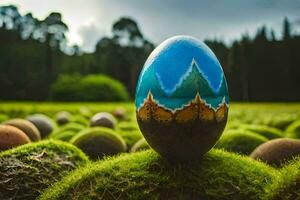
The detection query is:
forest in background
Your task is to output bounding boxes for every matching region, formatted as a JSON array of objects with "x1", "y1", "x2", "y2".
[{"x1": 0, "y1": 5, "x2": 300, "y2": 102}]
